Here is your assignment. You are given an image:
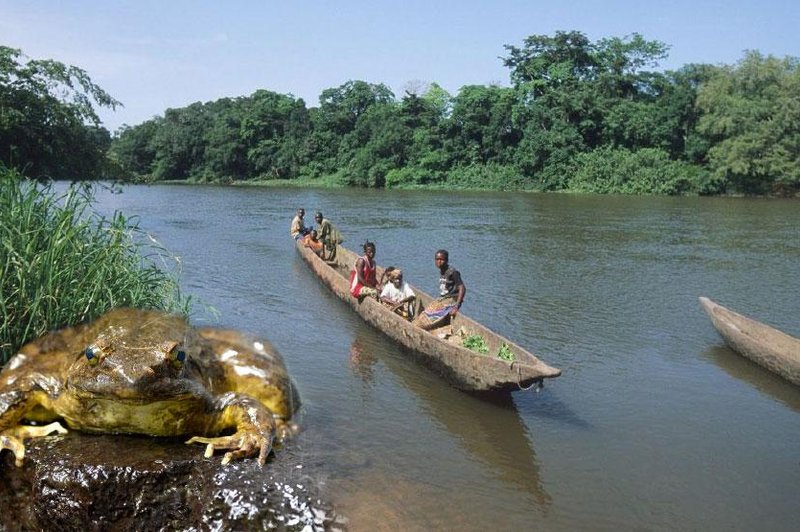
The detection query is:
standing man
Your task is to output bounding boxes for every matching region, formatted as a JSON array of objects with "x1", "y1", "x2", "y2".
[
  {"x1": 290, "y1": 208, "x2": 308, "y2": 240},
  {"x1": 435, "y1": 249, "x2": 466, "y2": 316}
]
